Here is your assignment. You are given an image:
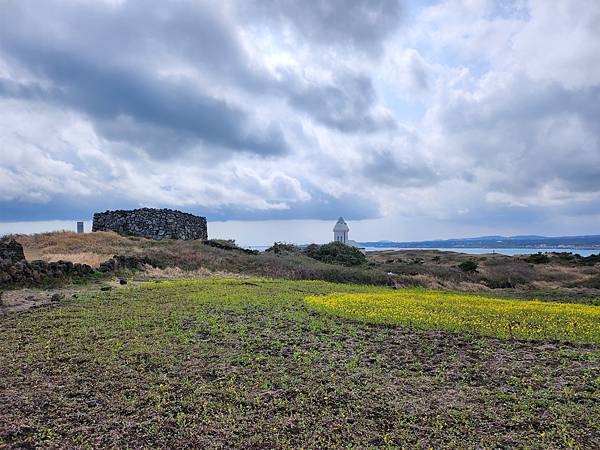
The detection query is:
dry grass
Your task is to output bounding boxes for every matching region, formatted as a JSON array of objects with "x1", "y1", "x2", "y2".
[
  {"x1": 139, "y1": 265, "x2": 246, "y2": 281},
  {"x1": 11, "y1": 231, "x2": 140, "y2": 267},
  {"x1": 13, "y1": 231, "x2": 129, "y2": 257},
  {"x1": 42, "y1": 253, "x2": 115, "y2": 266}
]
